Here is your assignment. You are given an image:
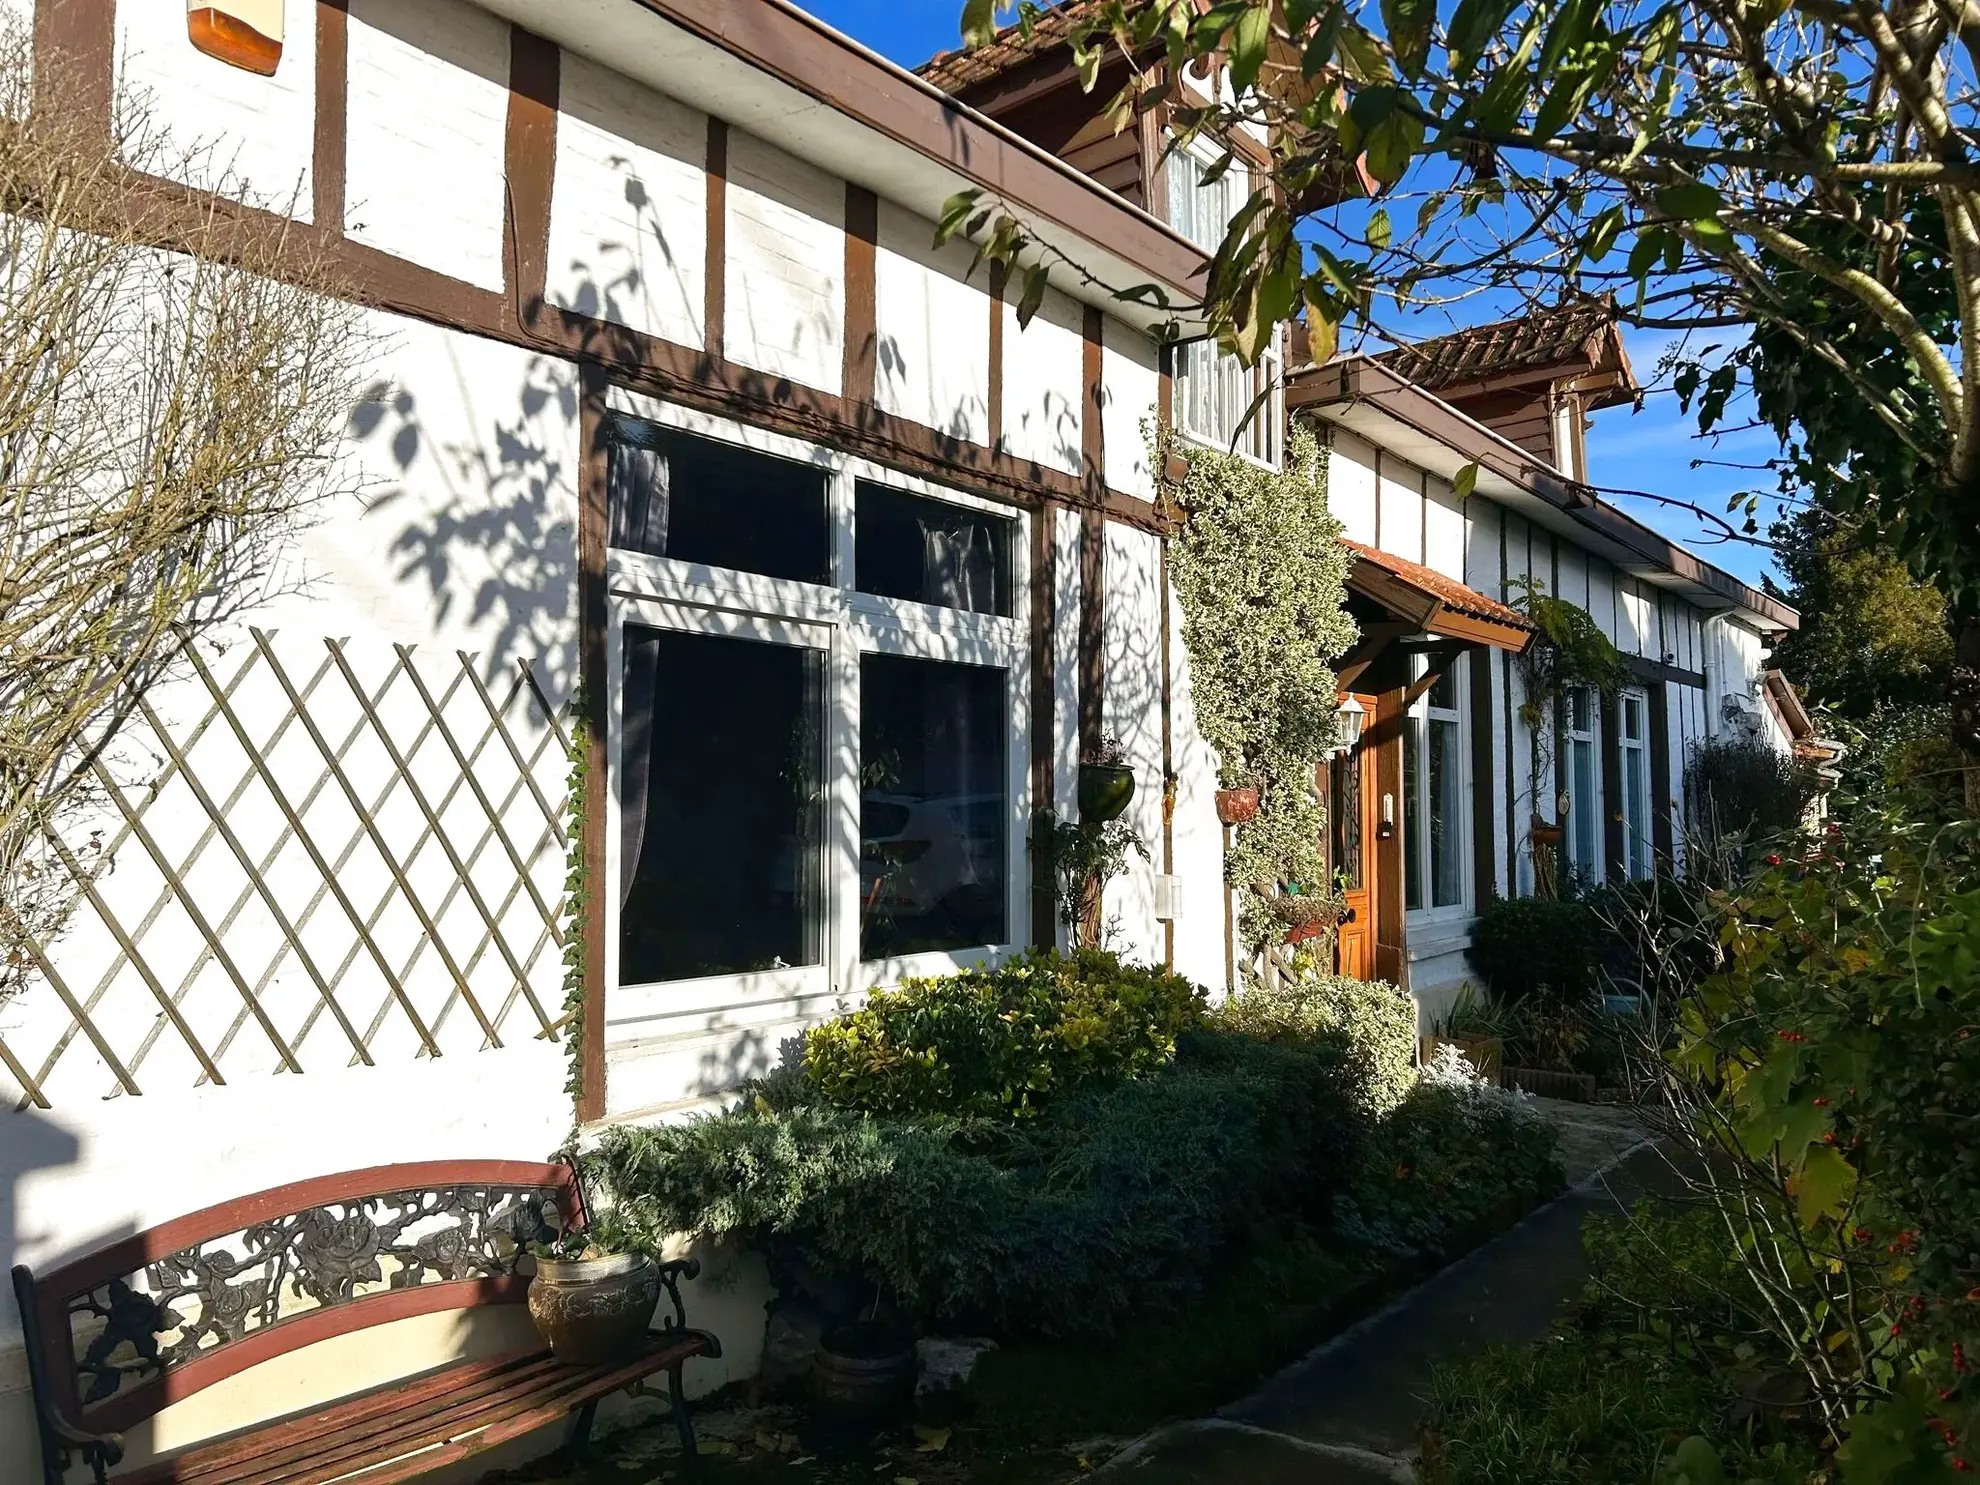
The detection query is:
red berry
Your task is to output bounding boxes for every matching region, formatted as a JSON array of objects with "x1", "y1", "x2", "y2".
[
  {"x1": 1813, "y1": 1097, "x2": 1831, "y2": 1107},
  {"x1": 1766, "y1": 853, "x2": 1783, "y2": 865}
]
